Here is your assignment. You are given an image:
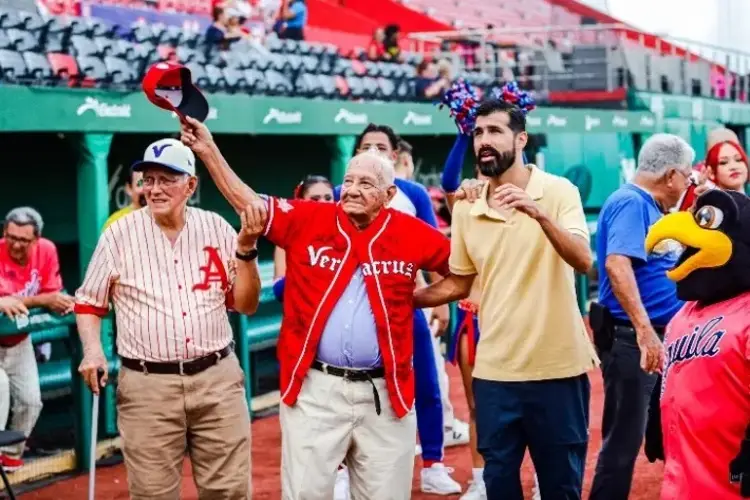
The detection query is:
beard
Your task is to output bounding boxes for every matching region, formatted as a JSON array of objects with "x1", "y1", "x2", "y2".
[{"x1": 476, "y1": 147, "x2": 516, "y2": 177}]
